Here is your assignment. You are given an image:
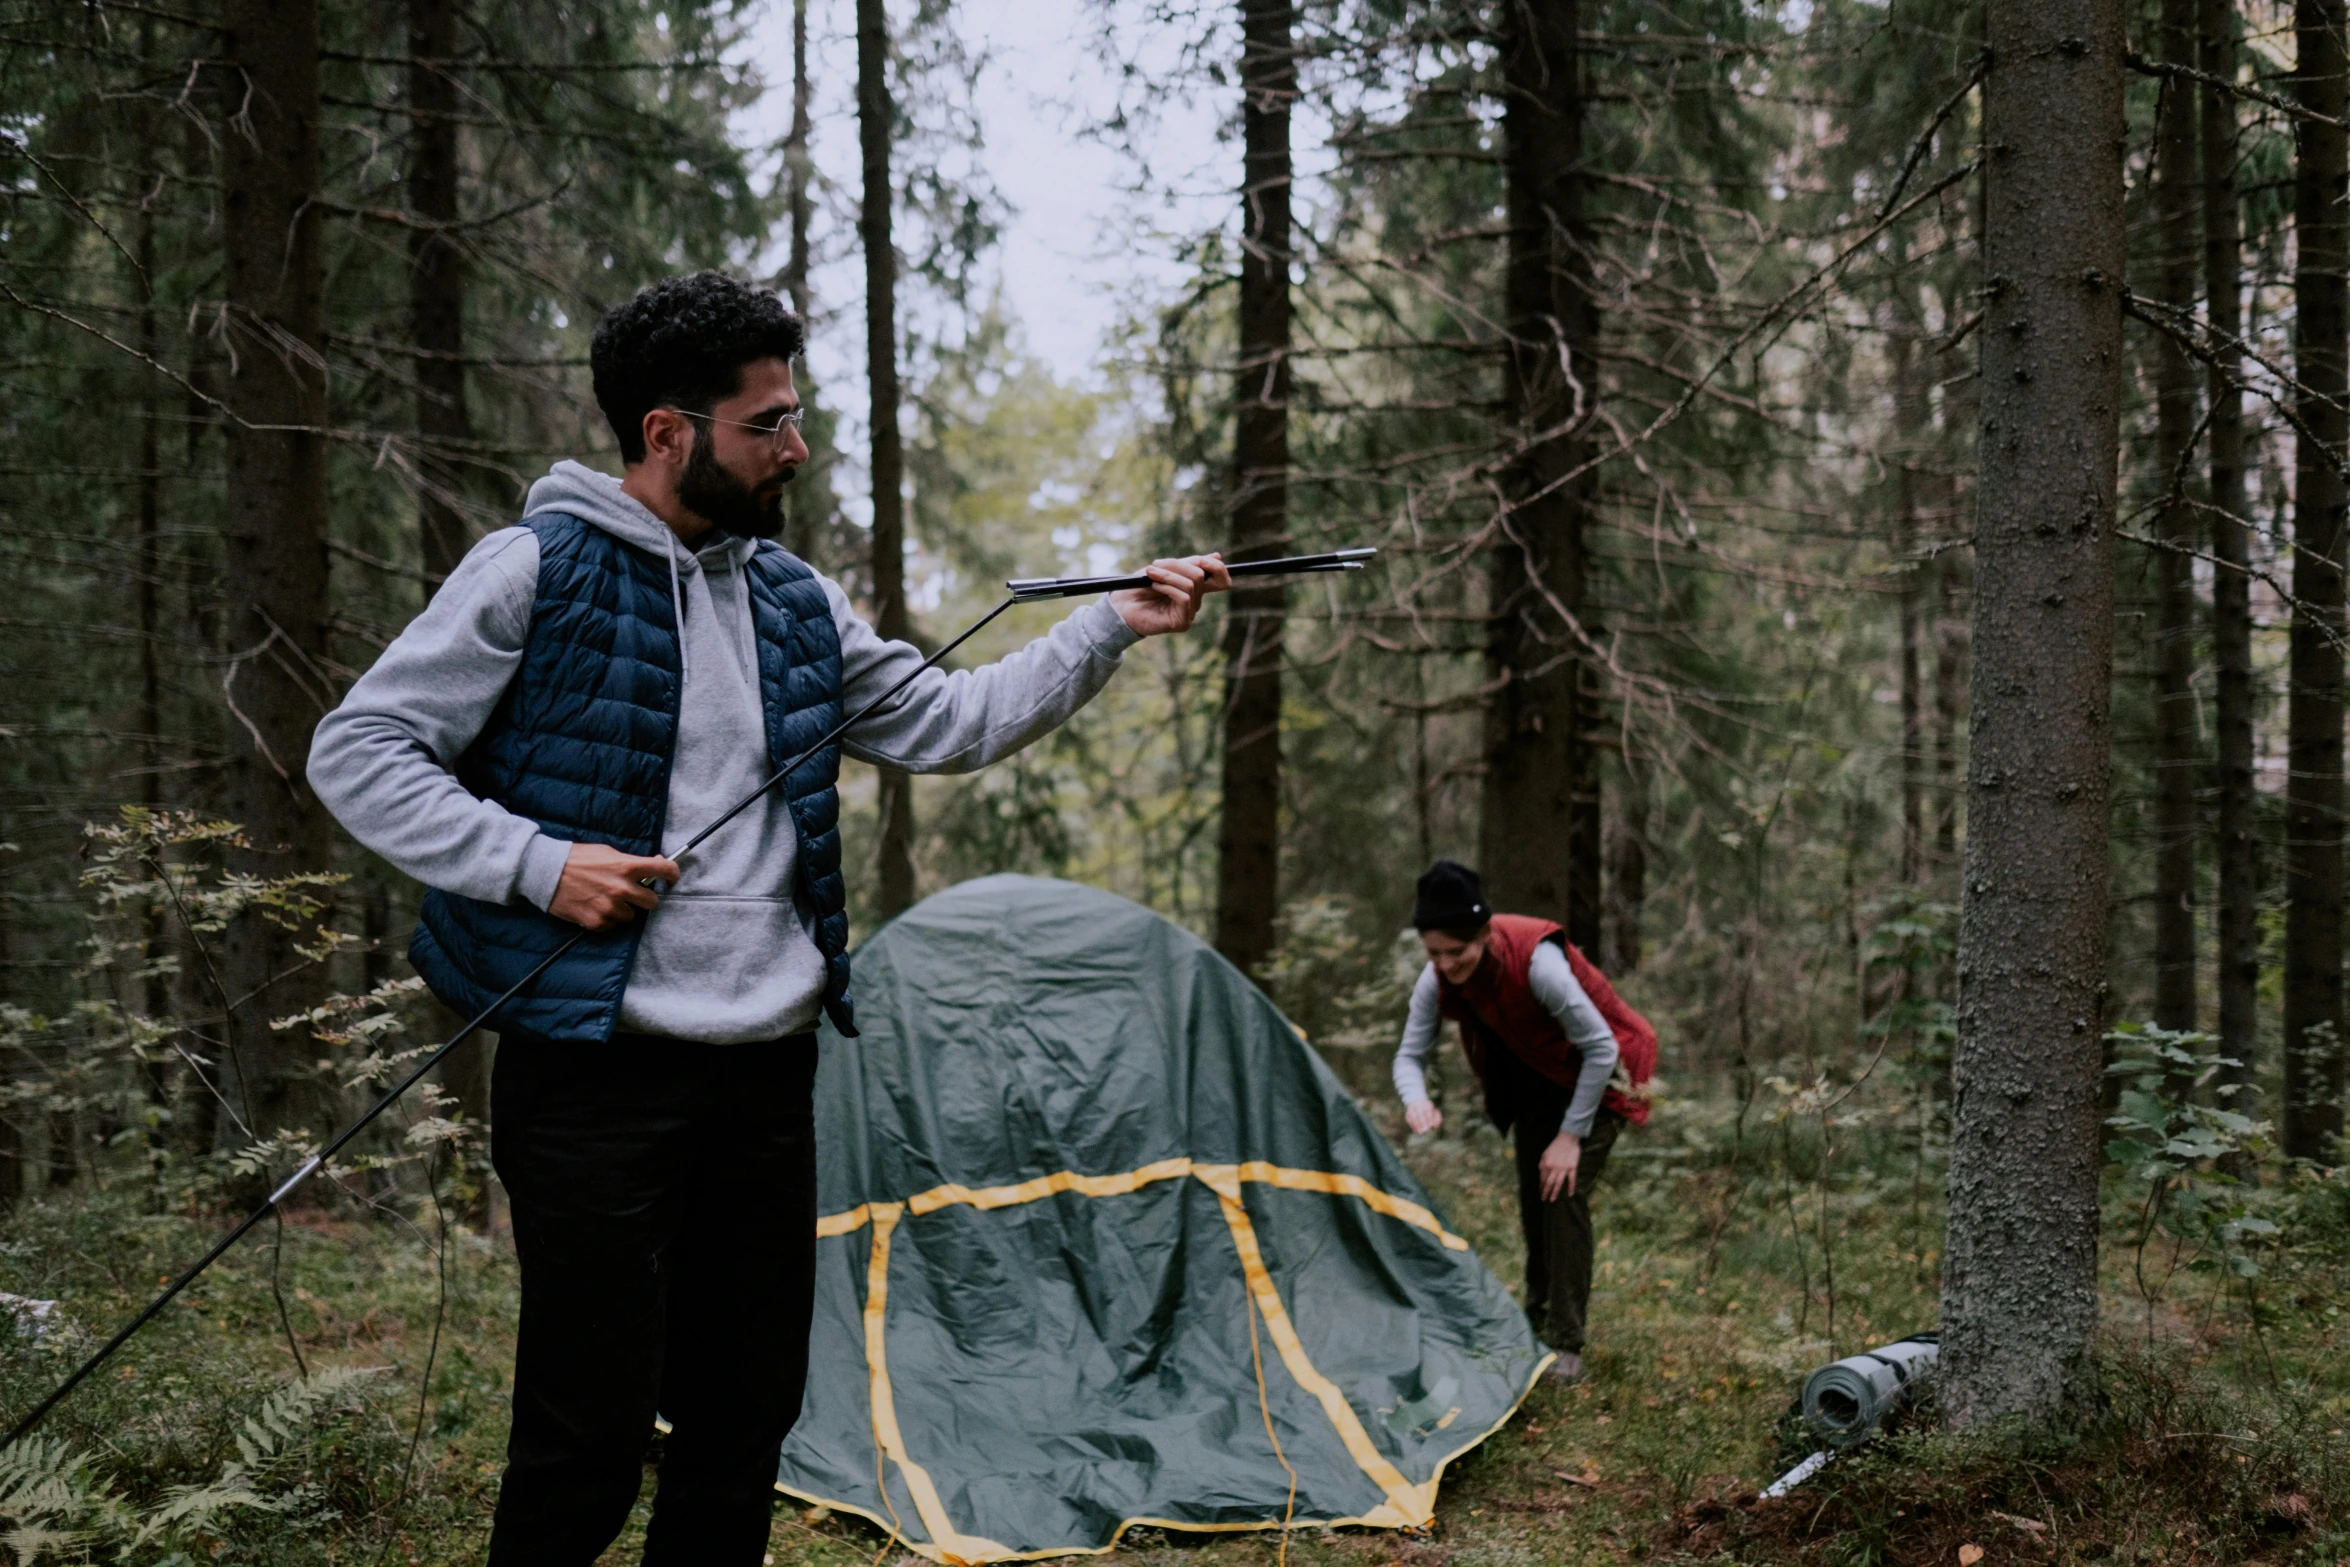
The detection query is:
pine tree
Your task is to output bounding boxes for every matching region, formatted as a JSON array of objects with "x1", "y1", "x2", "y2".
[
  {"x1": 2285, "y1": 0, "x2": 2349, "y2": 1159},
  {"x1": 1940, "y1": 0, "x2": 2125, "y2": 1427},
  {"x1": 218, "y1": 0, "x2": 337, "y2": 1140},
  {"x1": 860, "y1": 0, "x2": 917, "y2": 917},
  {"x1": 1482, "y1": 0, "x2": 1600, "y2": 949},
  {"x1": 1215, "y1": 0, "x2": 1296, "y2": 975},
  {"x1": 2151, "y1": 0, "x2": 2203, "y2": 1033},
  {"x1": 2203, "y1": 0, "x2": 2259, "y2": 1107}
]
